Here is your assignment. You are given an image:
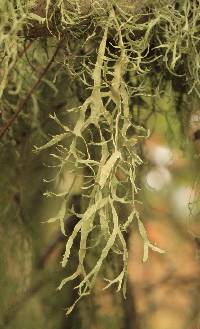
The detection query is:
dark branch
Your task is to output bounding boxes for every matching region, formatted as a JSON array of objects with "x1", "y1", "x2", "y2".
[{"x1": 0, "y1": 38, "x2": 64, "y2": 139}]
